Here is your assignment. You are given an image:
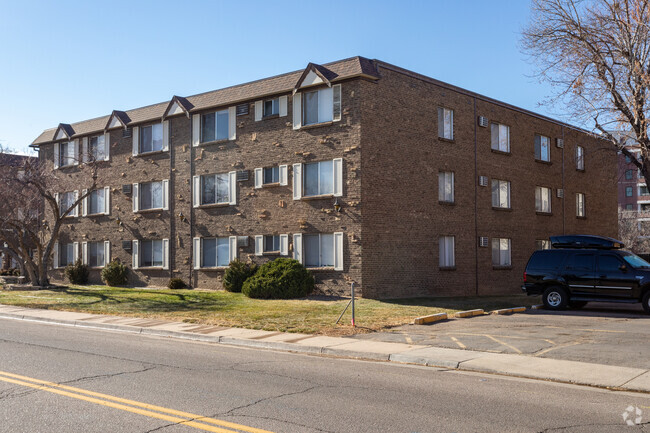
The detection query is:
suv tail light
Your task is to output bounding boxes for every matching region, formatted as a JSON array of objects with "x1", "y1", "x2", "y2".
[{"x1": 523, "y1": 271, "x2": 527, "y2": 283}]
